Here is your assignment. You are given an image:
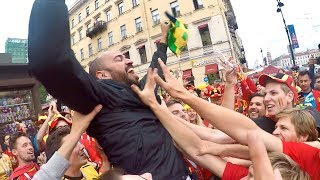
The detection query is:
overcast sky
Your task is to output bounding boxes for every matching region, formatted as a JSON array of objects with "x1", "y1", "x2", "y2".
[{"x1": 0, "y1": 0, "x2": 319, "y2": 68}]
